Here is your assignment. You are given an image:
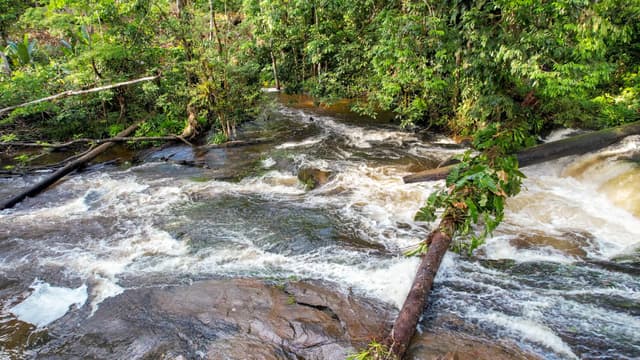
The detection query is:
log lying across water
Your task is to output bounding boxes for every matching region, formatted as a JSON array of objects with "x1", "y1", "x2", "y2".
[
  {"x1": 0, "y1": 122, "x2": 142, "y2": 211},
  {"x1": 385, "y1": 217, "x2": 455, "y2": 358},
  {"x1": 199, "y1": 137, "x2": 273, "y2": 149},
  {"x1": 404, "y1": 120, "x2": 640, "y2": 183},
  {"x1": 387, "y1": 121, "x2": 640, "y2": 358}
]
